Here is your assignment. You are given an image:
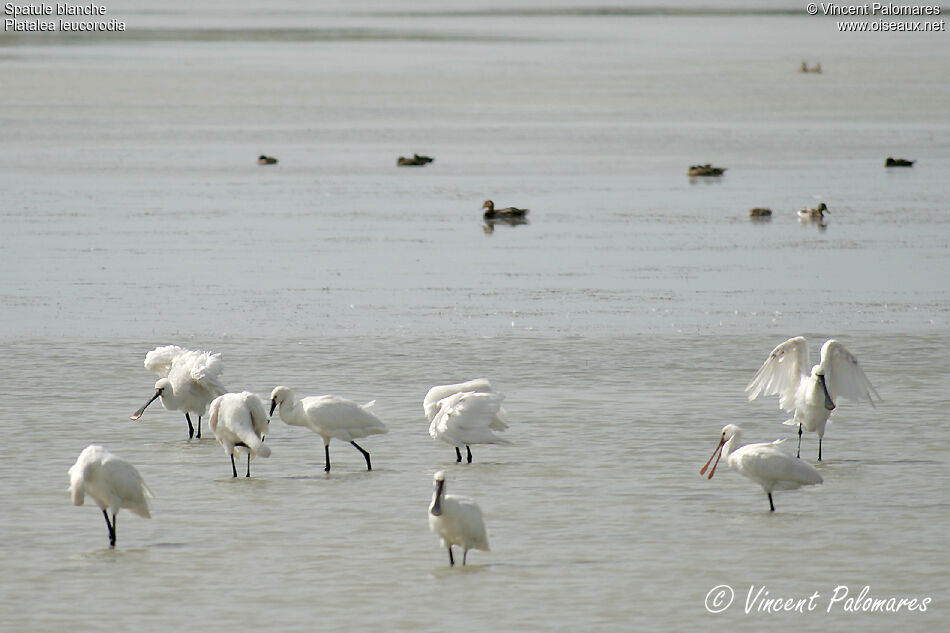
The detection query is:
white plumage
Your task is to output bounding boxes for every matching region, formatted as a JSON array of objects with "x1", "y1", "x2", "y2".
[
  {"x1": 428, "y1": 471, "x2": 490, "y2": 566},
  {"x1": 423, "y1": 379, "x2": 507, "y2": 428},
  {"x1": 208, "y1": 391, "x2": 271, "y2": 478},
  {"x1": 68, "y1": 445, "x2": 152, "y2": 547},
  {"x1": 429, "y1": 391, "x2": 510, "y2": 464},
  {"x1": 131, "y1": 345, "x2": 227, "y2": 439},
  {"x1": 701, "y1": 424, "x2": 823, "y2": 512},
  {"x1": 270, "y1": 386, "x2": 388, "y2": 473},
  {"x1": 745, "y1": 337, "x2": 880, "y2": 461}
]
